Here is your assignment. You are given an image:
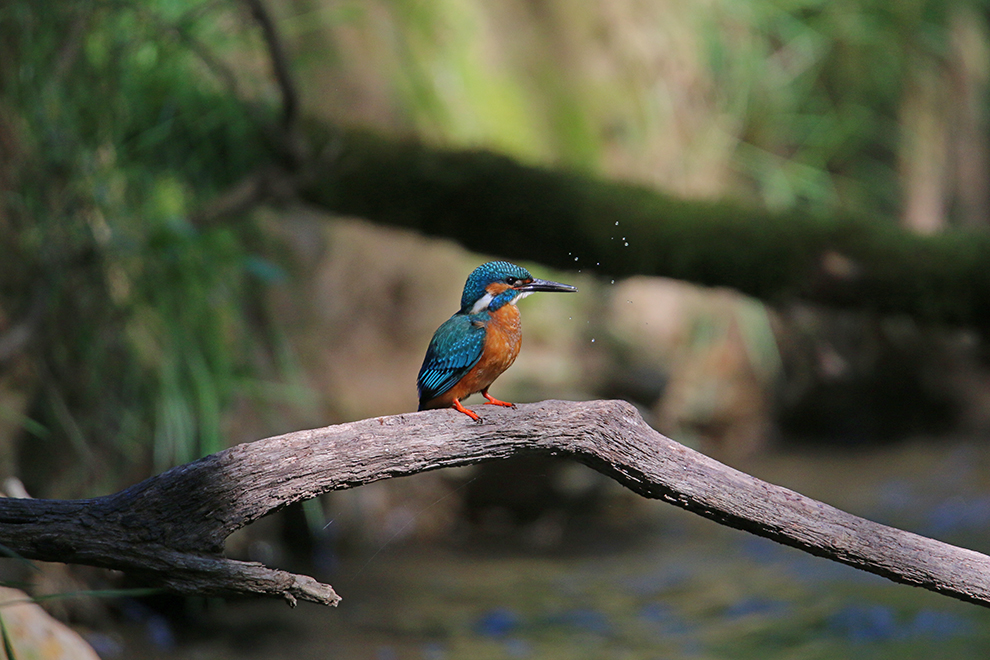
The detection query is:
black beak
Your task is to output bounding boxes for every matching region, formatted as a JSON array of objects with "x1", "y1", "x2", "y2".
[{"x1": 515, "y1": 278, "x2": 578, "y2": 293}]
